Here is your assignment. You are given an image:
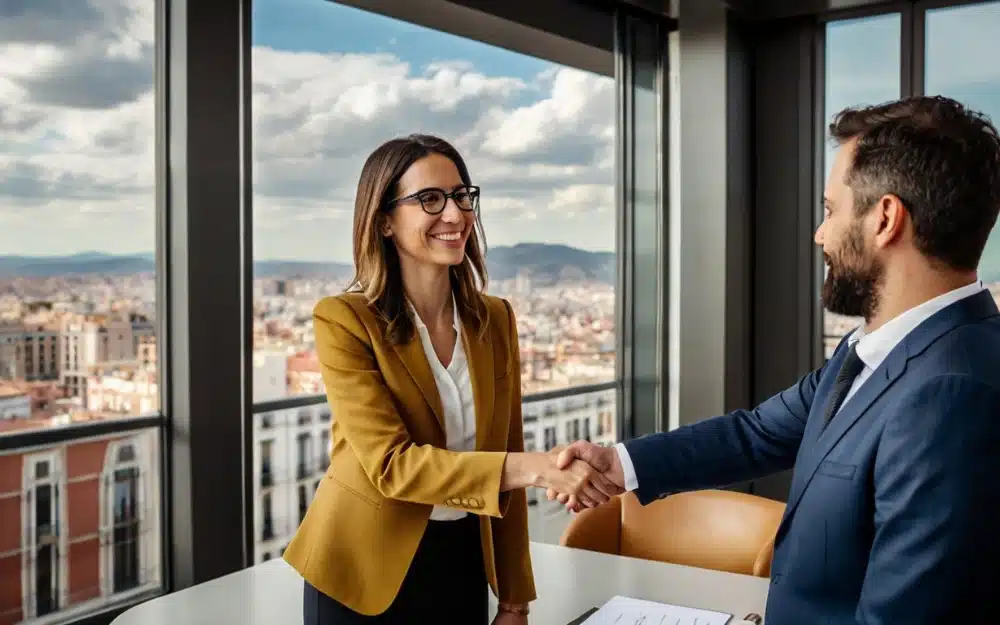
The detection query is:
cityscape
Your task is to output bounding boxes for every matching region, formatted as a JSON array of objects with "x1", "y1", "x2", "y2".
[{"x1": 4, "y1": 0, "x2": 1000, "y2": 623}]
